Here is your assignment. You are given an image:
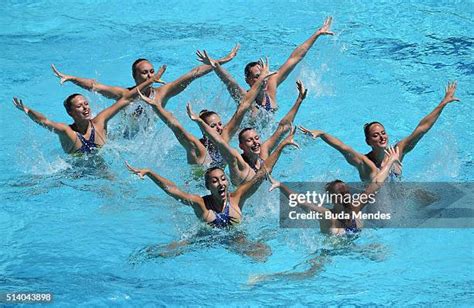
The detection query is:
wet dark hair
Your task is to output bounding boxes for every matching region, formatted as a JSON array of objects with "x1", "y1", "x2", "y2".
[
  {"x1": 325, "y1": 179, "x2": 345, "y2": 194},
  {"x1": 131, "y1": 58, "x2": 150, "y2": 79},
  {"x1": 244, "y1": 61, "x2": 260, "y2": 78},
  {"x1": 363, "y1": 121, "x2": 384, "y2": 139},
  {"x1": 199, "y1": 109, "x2": 219, "y2": 123},
  {"x1": 63, "y1": 93, "x2": 82, "y2": 113},
  {"x1": 204, "y1": 167, "x2": 225, "y2": 189},
  {"x1": 238, "y1": 127, "x2": 255, "y2": 144}
]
